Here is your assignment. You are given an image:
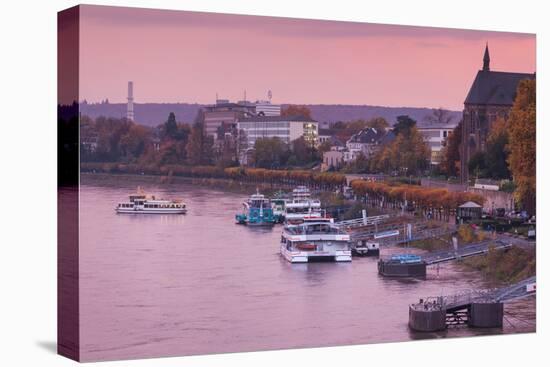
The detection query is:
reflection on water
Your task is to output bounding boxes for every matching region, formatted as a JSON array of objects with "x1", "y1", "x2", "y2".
[{"x1": 78, "y1": 178, "x2": 535, "y2": 362}]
